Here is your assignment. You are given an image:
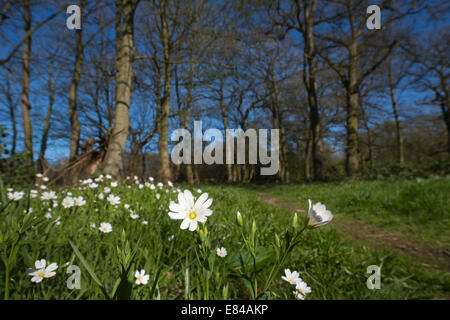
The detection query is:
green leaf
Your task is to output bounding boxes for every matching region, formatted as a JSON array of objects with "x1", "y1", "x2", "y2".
[
  {"x1": 229, "y1": 246, "x2": 275, "y2": 271},
  {"x1": 69, "y1": 240, "x2": 110, "y2": 299}
]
